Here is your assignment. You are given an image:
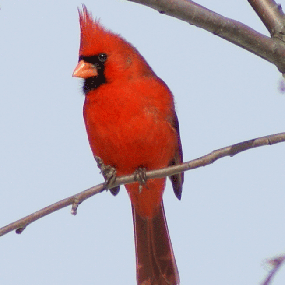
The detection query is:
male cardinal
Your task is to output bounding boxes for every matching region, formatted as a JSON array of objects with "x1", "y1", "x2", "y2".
[{"x1": 73, "y1": 6, "x2": 184, "y2": 285}]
